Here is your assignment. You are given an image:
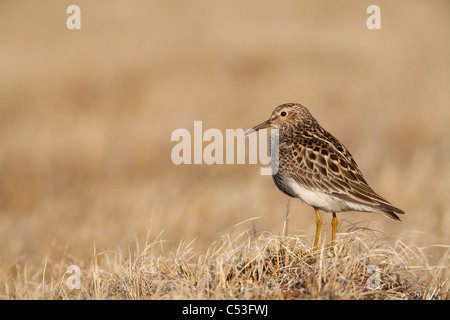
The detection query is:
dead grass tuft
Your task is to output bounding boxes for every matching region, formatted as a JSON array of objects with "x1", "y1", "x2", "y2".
[{"x1": 2, "y1": 229, "x2": 447, "y2": 300}]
